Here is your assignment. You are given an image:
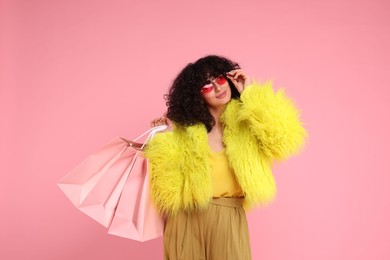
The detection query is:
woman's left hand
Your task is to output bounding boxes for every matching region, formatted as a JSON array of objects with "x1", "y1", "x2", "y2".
[{"x1": 226, "y1": 69, "x2": 252, "y2": 94}]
